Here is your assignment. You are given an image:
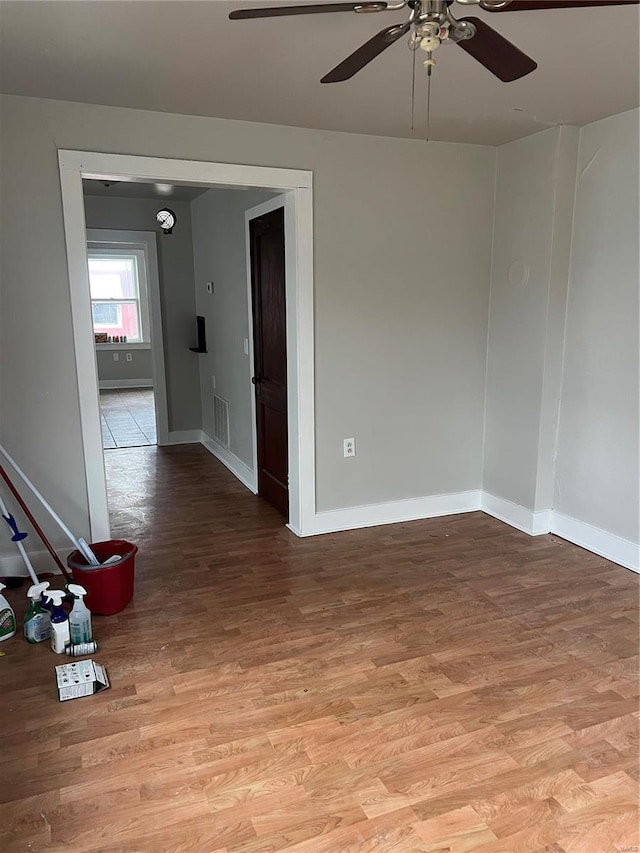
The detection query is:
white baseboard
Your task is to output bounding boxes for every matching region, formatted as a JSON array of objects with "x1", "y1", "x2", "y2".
[
  {"x1": 99, "y1": 379, "x2": 153, "y2": 389},
  {"x1": 481, "y1": 492, "x2": 638, "y2": 572},
  {"x1": 551, "y1": 511, "x2": 639, "y2": 574},
  {"x1": 308, "y1": 490, "x2": 482, "y2": 536},
  {"x1": 167, "y1": 430, "x2": 202, "y2": 445},
  {"x1": 200, "y1": 432, "x2": 258, "y2": 494},
  {"x1": 0, "y1": 548, "x2": 67, "y2": 578},
  {"x1": 482, "y1": 492, "x2": 552, "y2": 536}
]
